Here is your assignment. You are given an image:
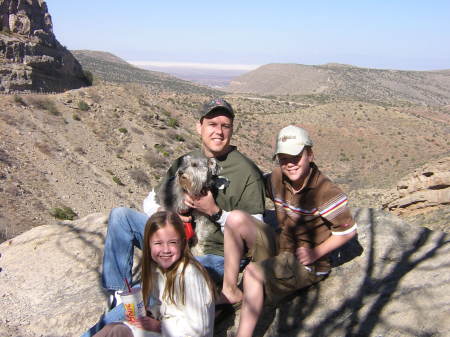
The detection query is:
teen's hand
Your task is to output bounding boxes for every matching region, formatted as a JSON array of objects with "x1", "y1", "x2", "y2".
[
  {"x1": 296, "y1": 247, "x2": 318, "y2": 265},
  {"x1": 185, "y1": 190, "x2": 219, "y2": 216},
  {"x1": 129, "y1": 316, "x2": 161, "y2": 332}
]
